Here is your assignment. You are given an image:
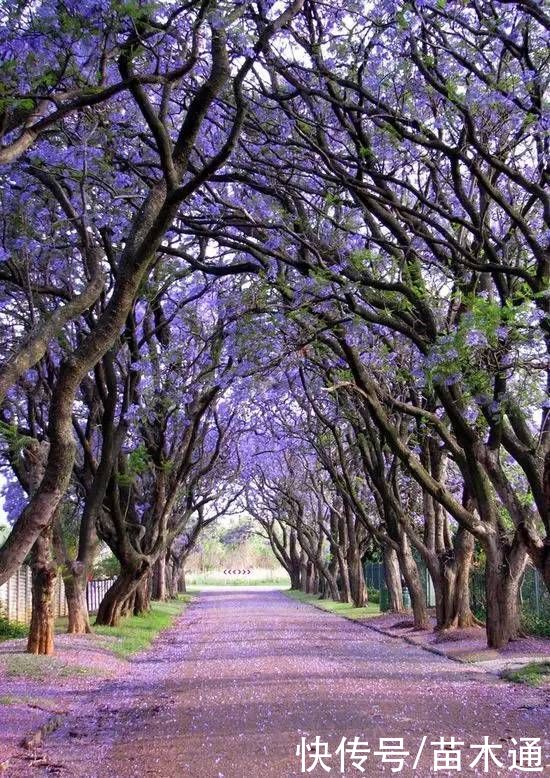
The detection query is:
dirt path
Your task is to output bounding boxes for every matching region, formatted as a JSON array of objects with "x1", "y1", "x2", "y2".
[{"x1": 28, "y1": 589, "x2": 550, "y2": 776}]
